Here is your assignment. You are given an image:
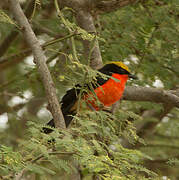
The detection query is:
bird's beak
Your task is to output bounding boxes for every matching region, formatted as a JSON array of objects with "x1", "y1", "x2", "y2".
[{"x1": 128, "y1": 73, "x2": 138, "y2": 79}]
